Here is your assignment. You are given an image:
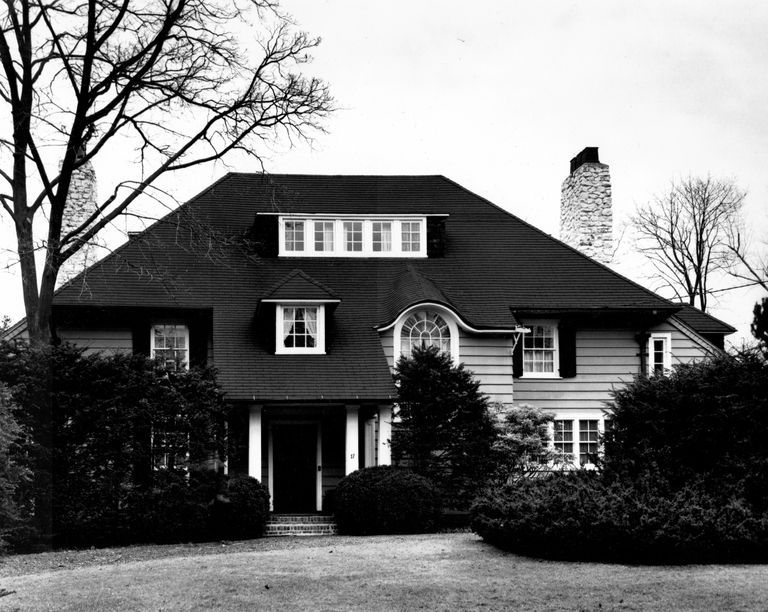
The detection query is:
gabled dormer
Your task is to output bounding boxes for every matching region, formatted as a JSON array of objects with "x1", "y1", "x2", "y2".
[{"x1": 257, "y1": 269, "x2": 340, "y2": 355}]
